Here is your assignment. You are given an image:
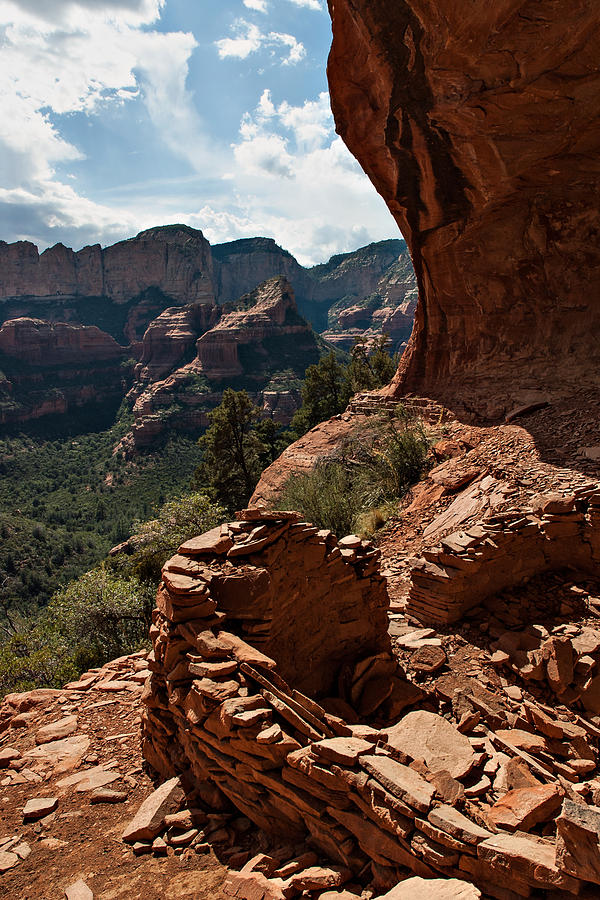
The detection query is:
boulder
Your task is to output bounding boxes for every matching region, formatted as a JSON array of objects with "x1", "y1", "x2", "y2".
[
  {"x1": 556, "y1": 799, "x2": 600, "y2": 885},
  {"x1": 35, "y1": 715, "x2": 78, "y2": 745},
  {"x1": 64, "y1": 880, "x2": 94, "y2": 900},
  {"x1": 386, "y1": 711, "x2": 476, "y2": 779},
  {"x1": 487, "y1": 785, "x2": 563, "y2": 832},
  {"x1": 23, "y1": 797, "x2": 58, "y2": 821},
  {"x1": 122, "y1": 777, "x2": 184, "y2": 842},
  {"x1": 542, "y1": 636, "x2": 573, "y2": 694}
]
